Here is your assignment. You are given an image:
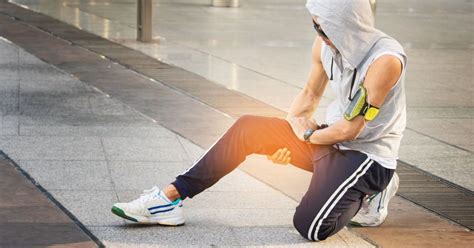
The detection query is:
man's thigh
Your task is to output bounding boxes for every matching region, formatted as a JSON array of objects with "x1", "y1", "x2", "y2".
[{"x1": 237, "y1": 114, "x2": 322, "y2": 172}]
